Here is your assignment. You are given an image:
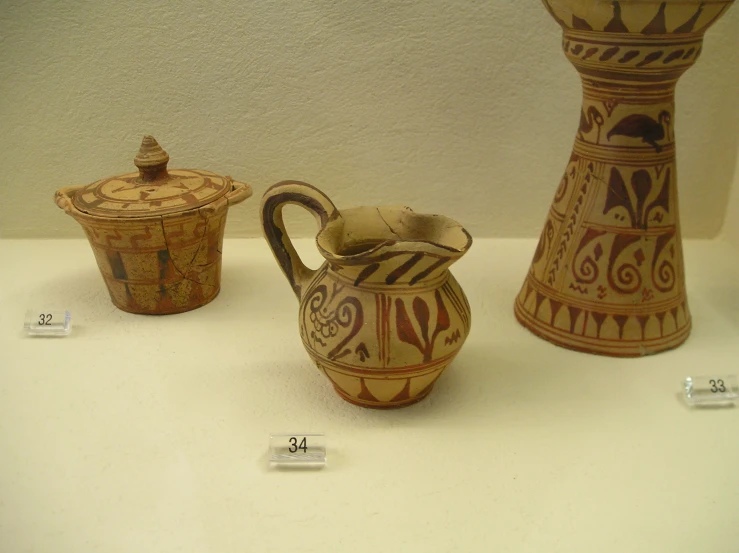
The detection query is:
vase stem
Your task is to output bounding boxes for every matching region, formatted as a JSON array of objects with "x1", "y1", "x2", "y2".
[{"x1": 514, "y1": 31, "x2": 705, "y2": 356}]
